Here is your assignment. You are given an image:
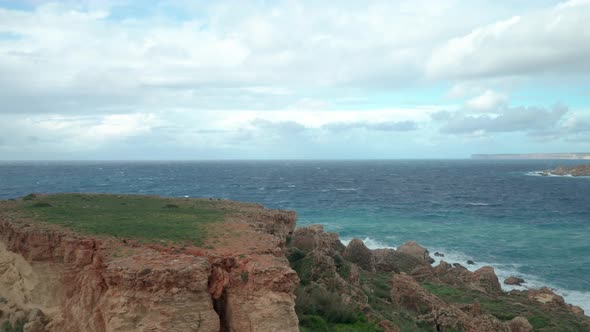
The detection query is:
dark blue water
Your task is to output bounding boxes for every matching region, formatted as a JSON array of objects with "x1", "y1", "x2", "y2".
[{"x1": 1, "y1": 160, "x2": 589, "y2": 310}]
